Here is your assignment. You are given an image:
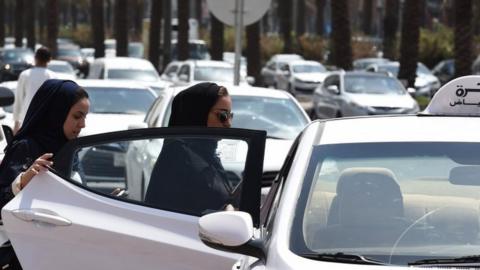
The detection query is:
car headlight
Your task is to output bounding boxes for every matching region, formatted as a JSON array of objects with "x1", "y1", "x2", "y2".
[{"x1": 4, "y1": 64, "x2": 10, "y2": 70}]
